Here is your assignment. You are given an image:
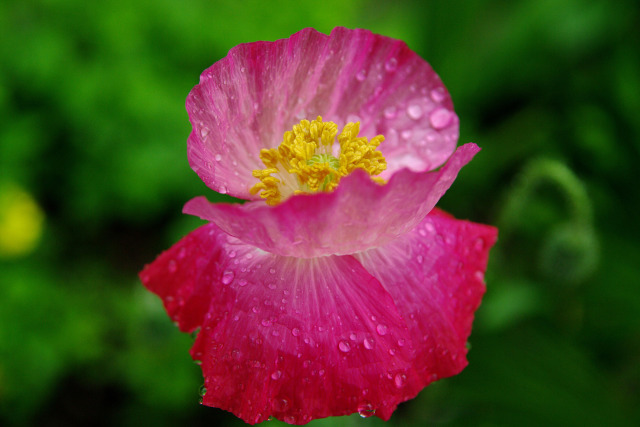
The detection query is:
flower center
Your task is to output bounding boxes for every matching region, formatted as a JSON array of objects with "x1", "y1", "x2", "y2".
[{"x1": 250, "y1": 116, "x2": 387, "y2": 205}]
